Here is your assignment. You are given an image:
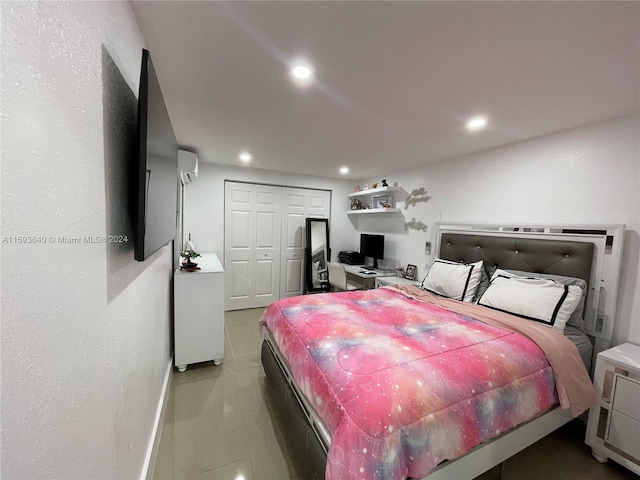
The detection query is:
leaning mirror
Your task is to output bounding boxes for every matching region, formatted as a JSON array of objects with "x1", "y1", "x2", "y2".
[{"x1": 305, "y1": 218, "x2": 331, "y2": 293}]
